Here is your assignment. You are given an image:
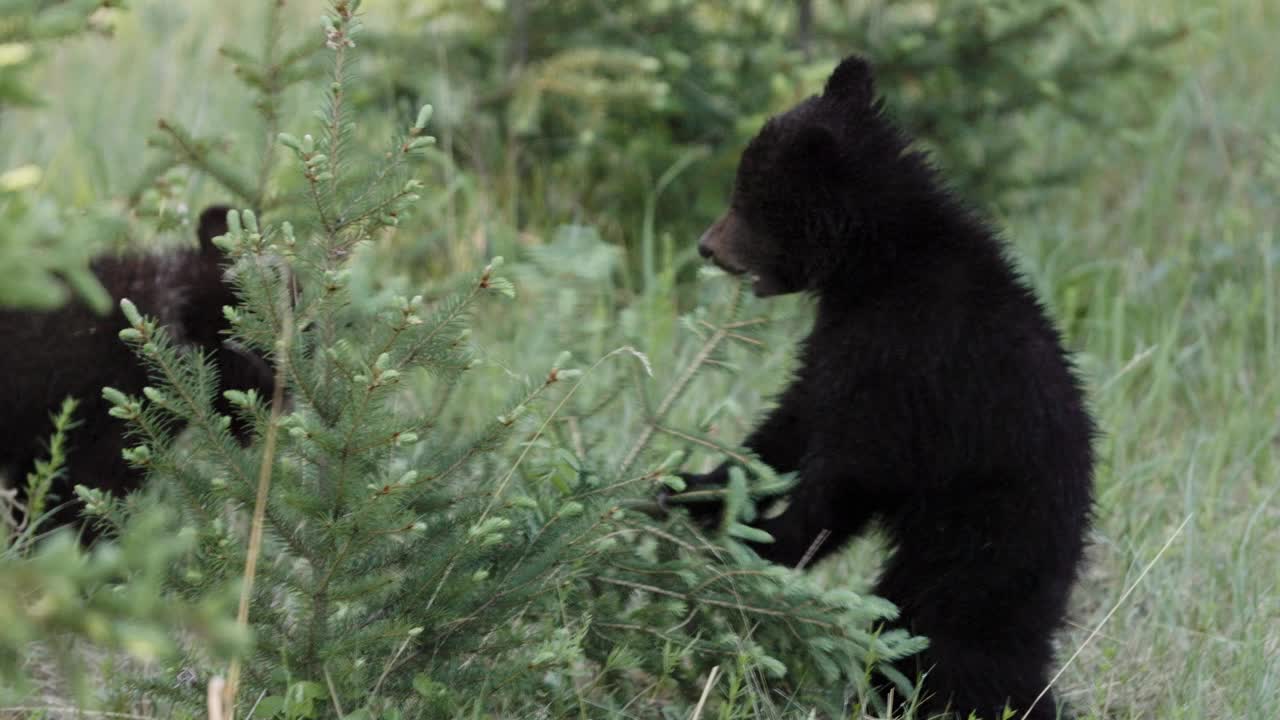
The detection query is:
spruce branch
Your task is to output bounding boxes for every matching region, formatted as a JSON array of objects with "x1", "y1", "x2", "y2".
[
  {"x1": 478, "y1": 346, "x2": 651, "y2": 525},
  {"x1": 114, "y1": 303, "x2": 239, "y2": 451},
  {"x1": 653, "y1": 424, "x2": 753, "y2": 467},
  {"x1": 619, "y1": 280, "x2": 747, "y2": 474},
  {"x1": 15, "y1": 397, "x2": 78, "y2": 536},
  {"x1": 595, "y1": 576, "x2": 838, "y2": 629},
  {"x1": 337, "y1": 113, "x2": 435, "y2": 231},
  {"x1": 152, "y1": 120, "x2": 258, "y2": 205},
  {"x1": 320, "y1": 1, "x2": 360, "y2": 209},
  {"x1": 107, "y1": 302, "x2": 310, "y2": 560}
]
